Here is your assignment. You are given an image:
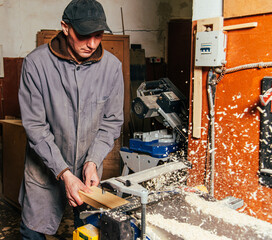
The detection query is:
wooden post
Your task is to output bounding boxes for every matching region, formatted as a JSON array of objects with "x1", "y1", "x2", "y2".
[{"x1": 192, "y1": 17, "x2": 224, "y2": 138}]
